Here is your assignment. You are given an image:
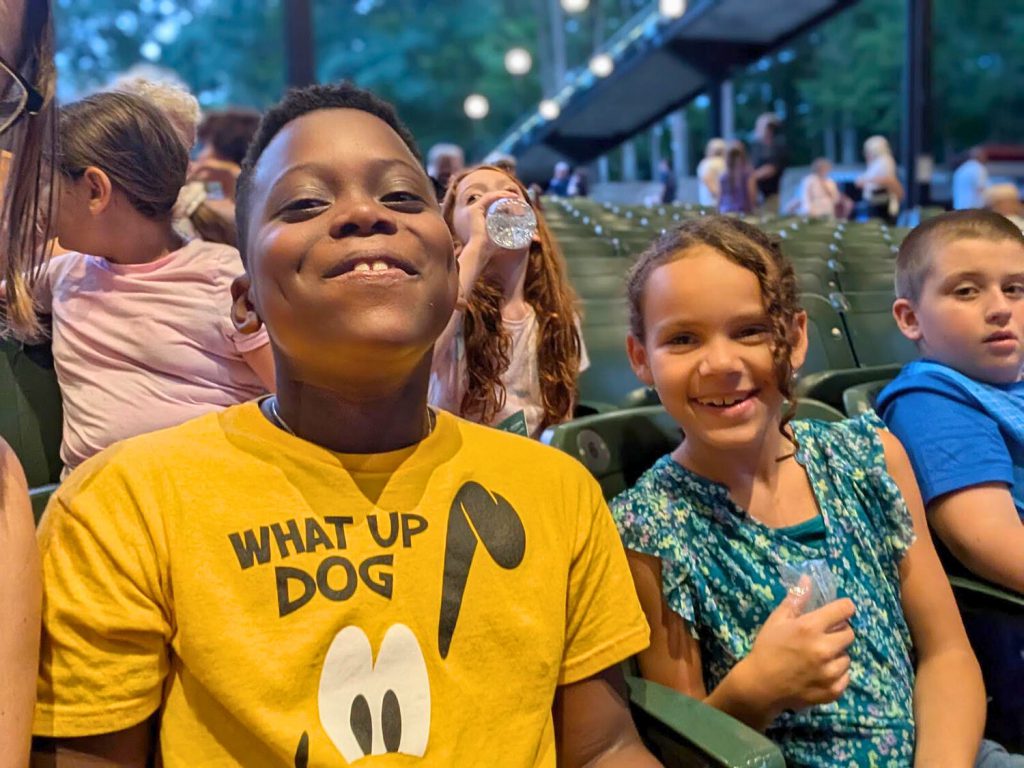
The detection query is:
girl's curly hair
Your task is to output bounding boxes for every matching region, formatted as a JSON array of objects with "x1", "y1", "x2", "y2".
[
  {"x1": 442, "y1": 166, "x2": 582, "y2": 431},
  {"x1": 626, "y1": 216, "x2": 803, "y2": 436}
]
